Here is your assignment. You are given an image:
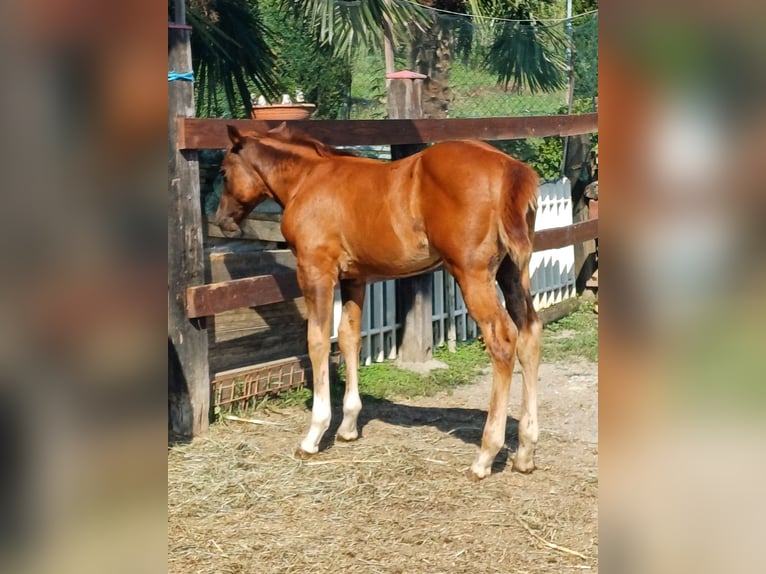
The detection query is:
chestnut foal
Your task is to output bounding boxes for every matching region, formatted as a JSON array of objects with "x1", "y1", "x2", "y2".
[{"x1": 215, "y1": 123, "x2": 541, "y2": 480}]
